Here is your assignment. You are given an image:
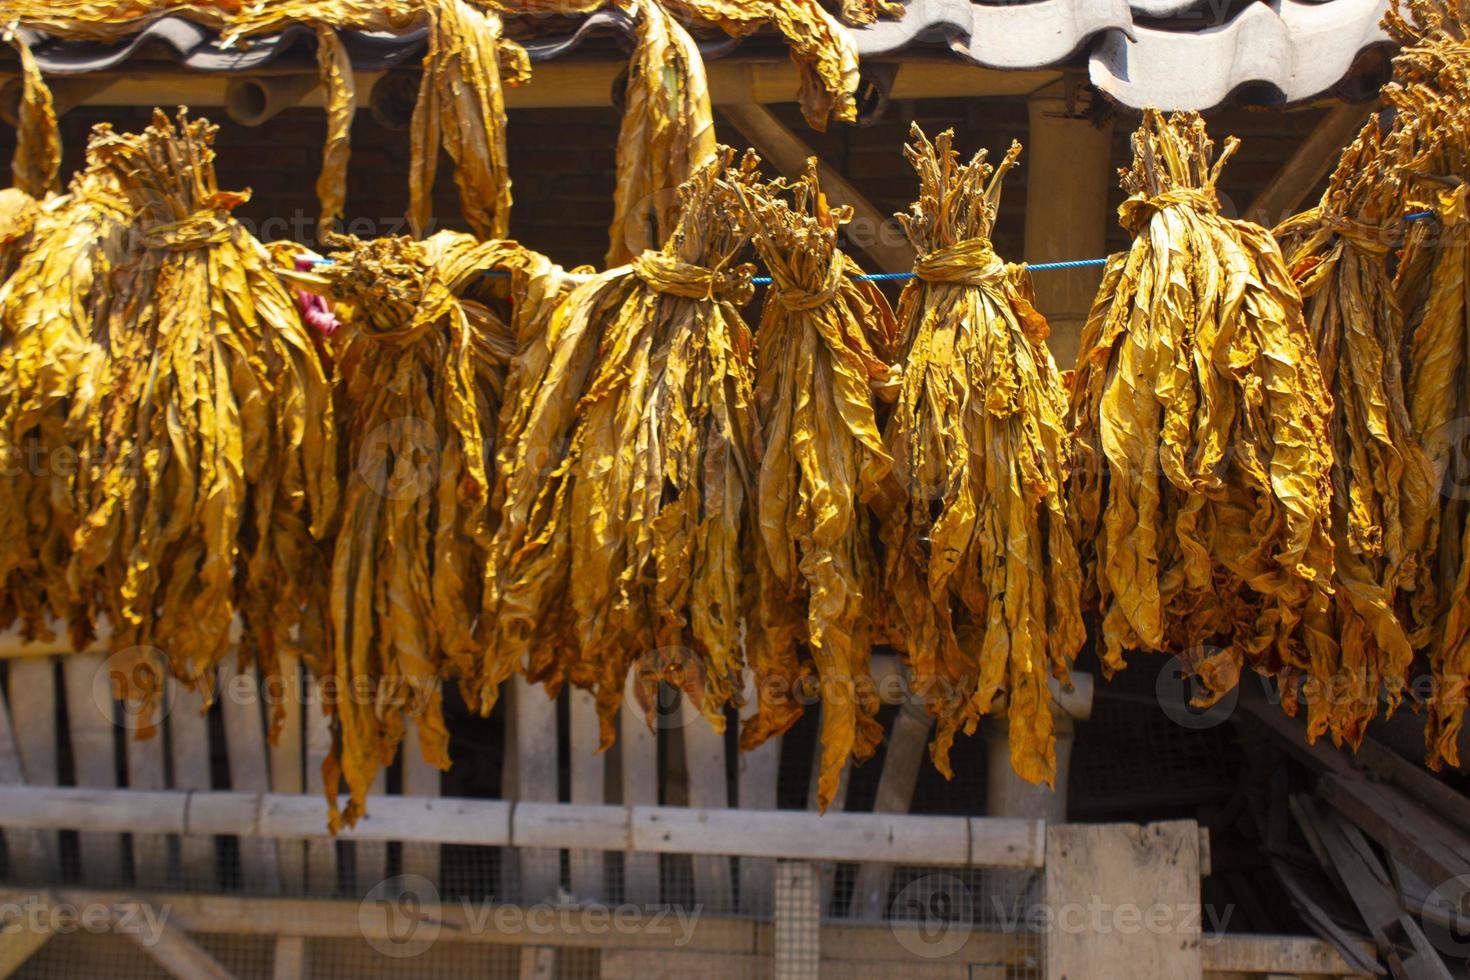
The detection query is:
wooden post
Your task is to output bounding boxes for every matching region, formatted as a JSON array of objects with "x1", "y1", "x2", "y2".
[
  {"x1": 682, "y1": 709, "x2": 735, "y2": 911},
  {"x1": 1042, "y1": 821, "x2": 1203, "y2": 980},
  {"x1": 0, "y1": 685, "x2": 58, "y2": 883},
  {"x1": 8, "y1": 658, "x2": 59, "y2": 881},
  {"x1": 736, "y1": 669, "x2": 782, "y2": 917},
  {"x1": 509, "y1": 676, "x2": 560, "y2": 904},
  {"x1": 399, "y1": 714, "x2": 443, "y2": 885},
  {"x1": 303, "y1": 676, "x2": 337, "y2": 895},
  {"x1": 170, "y1": 678, "x2": 216, "y2": 889},
  {"x1": 62, "y1": 653, "x2": 122, "y2": 884},
  {"x1": 1023, "y1": 94, "x2": 1114, "y2": 370},
  {"x1": 568, "y1": 688, "x2": 605, "y2": 901},
  {"x1": 619, "y1": 671, "x2": 660, "y2": 906},
  {"x1": 270, "y1": 654, "x2": 306, "y2": 895},
  {"x1": 774, "y1": 861, "x2": 820, "y2": 980},
  {"x1": 219, "y1": 659, "x2": 283, "y2": 895}
]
